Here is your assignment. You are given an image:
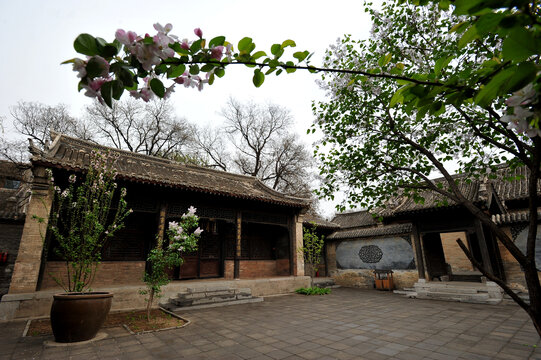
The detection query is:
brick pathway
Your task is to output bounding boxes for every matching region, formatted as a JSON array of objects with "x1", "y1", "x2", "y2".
[{"x1": 1, "y1": 287, "x2": 541, "y2": 359}]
